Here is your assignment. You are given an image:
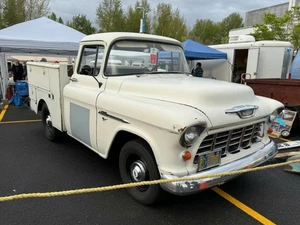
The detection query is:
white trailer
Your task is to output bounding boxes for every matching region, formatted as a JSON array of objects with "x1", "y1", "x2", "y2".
[{"x1": 199, "y1": 35, "x2": 294, "y2": 83}]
